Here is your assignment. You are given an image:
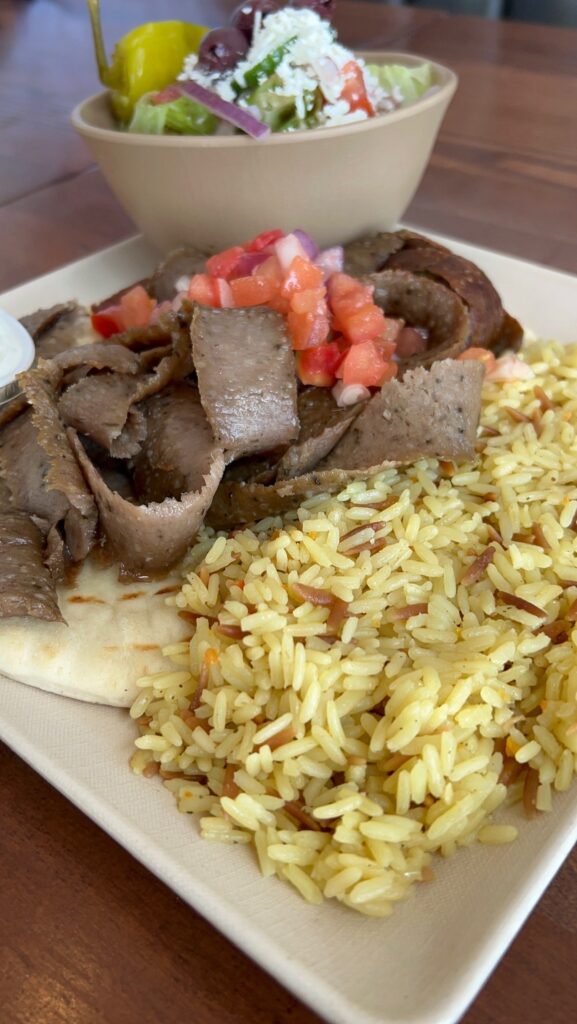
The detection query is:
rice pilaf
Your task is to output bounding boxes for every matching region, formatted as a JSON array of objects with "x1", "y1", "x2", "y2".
[{"x1": 131, "y1": 340, "x2": 577, "y2": 917}]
